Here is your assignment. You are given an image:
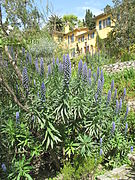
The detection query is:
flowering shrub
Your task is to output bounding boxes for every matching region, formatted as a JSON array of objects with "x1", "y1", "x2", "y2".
[{"x1": 0, "y1": 50, "x2": 133, "y2": 179}]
